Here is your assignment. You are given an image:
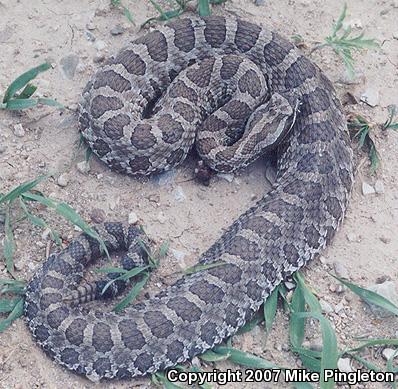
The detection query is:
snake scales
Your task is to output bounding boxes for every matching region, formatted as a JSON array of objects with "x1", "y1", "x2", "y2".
[{"x1": 24, "y1": 16, "x2": 353, "y2": 381}]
